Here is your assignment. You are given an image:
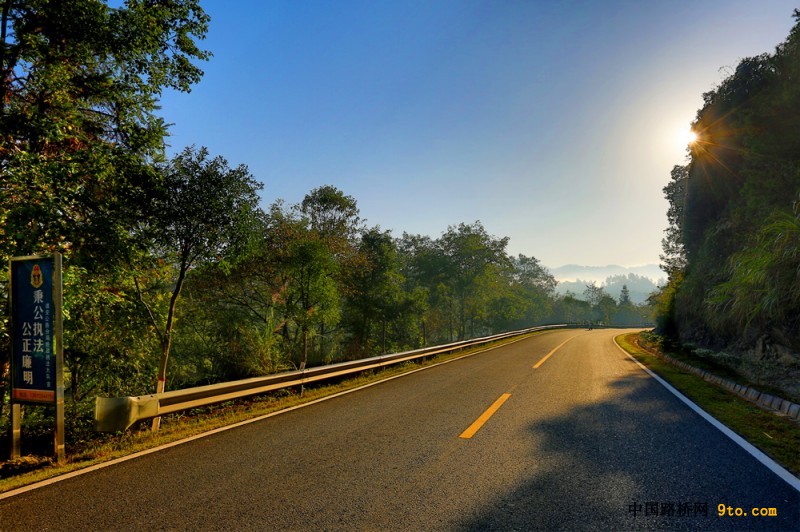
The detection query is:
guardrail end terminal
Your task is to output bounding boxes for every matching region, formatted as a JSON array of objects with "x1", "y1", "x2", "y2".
[{"x1": 95, "y1": 395, "x2": 160, "y2": 432}]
